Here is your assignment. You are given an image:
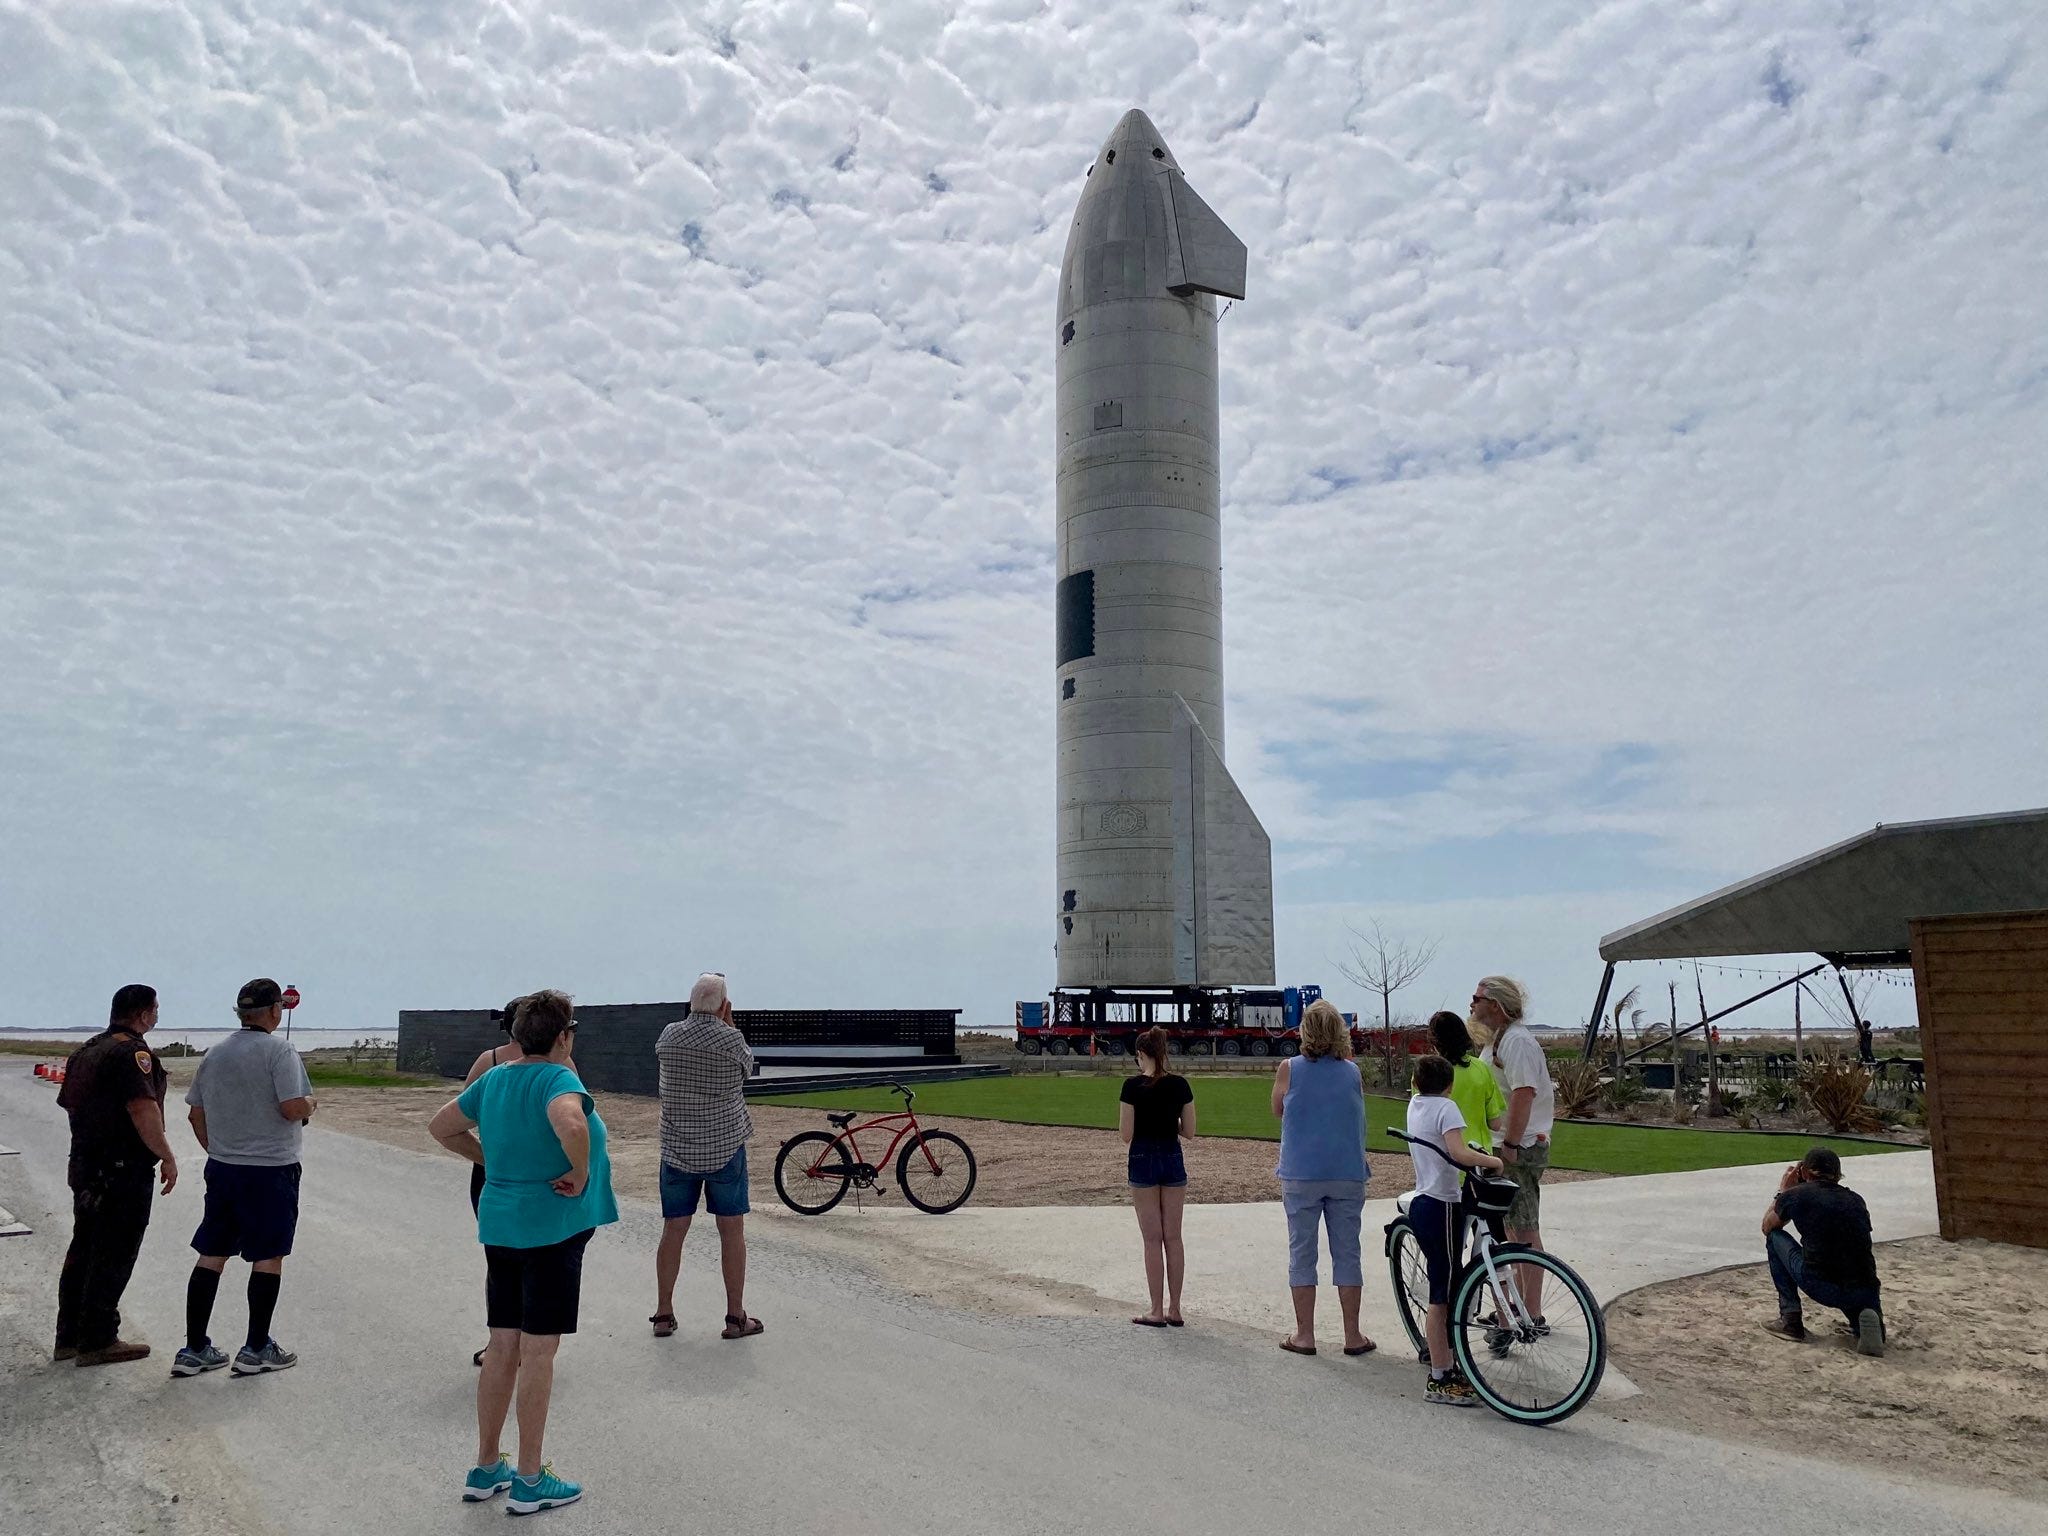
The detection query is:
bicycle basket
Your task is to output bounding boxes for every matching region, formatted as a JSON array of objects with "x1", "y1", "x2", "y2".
[{"x1": 1464, "y1": 1173, "x2": 1518, "y2": 1215}]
